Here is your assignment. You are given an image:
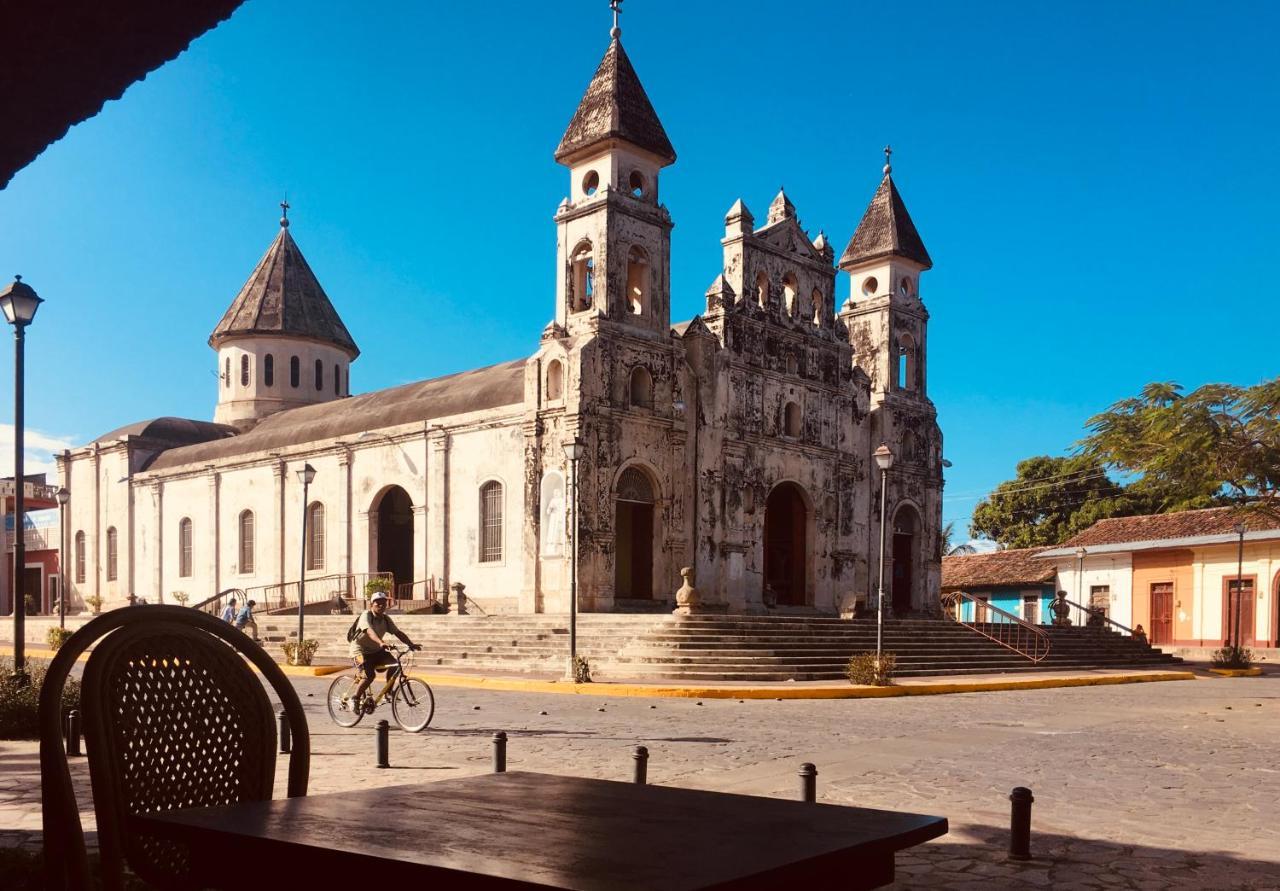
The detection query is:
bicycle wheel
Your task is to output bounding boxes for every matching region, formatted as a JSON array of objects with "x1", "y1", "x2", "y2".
[
  {"x1": 391, "y1": 678, "x2": 435, "y2": 732},
  {"x1": 326, "y1": 674, "x2": 365, "y2": 728}
]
